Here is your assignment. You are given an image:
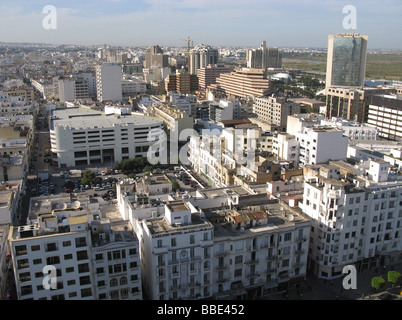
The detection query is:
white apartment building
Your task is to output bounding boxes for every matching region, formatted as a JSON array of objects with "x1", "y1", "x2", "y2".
[
  {"x1": 210, "y1": 199, "x2": 310, "y2": 299},
  {"x1": 96, "y1": 62, "x2": 122, "y2": 102},
  {"x1": 138, "y1": 200, "x2": 215, "y2": 300},
  {"x1": 320, "y1": 117, "x2": 378, "y2": 140},
  {"x1": 296, "y1": 126, "x2": 348, "y2": 167},
  {"x1": 121, "y1": 78, "x2": 146, "y2": 100},
  {"x1": 49, "y1": 108, "x2": 164, "y2": 168},
  {"x1": 301, "y1": 159, "x2": 402, "y2": 279},
  {"x1": 273, "y1": 133, "x2": 299, "y2": 165},
  {"x1": 9, "y1": 194, "x2": 142, "y2": 300}
]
